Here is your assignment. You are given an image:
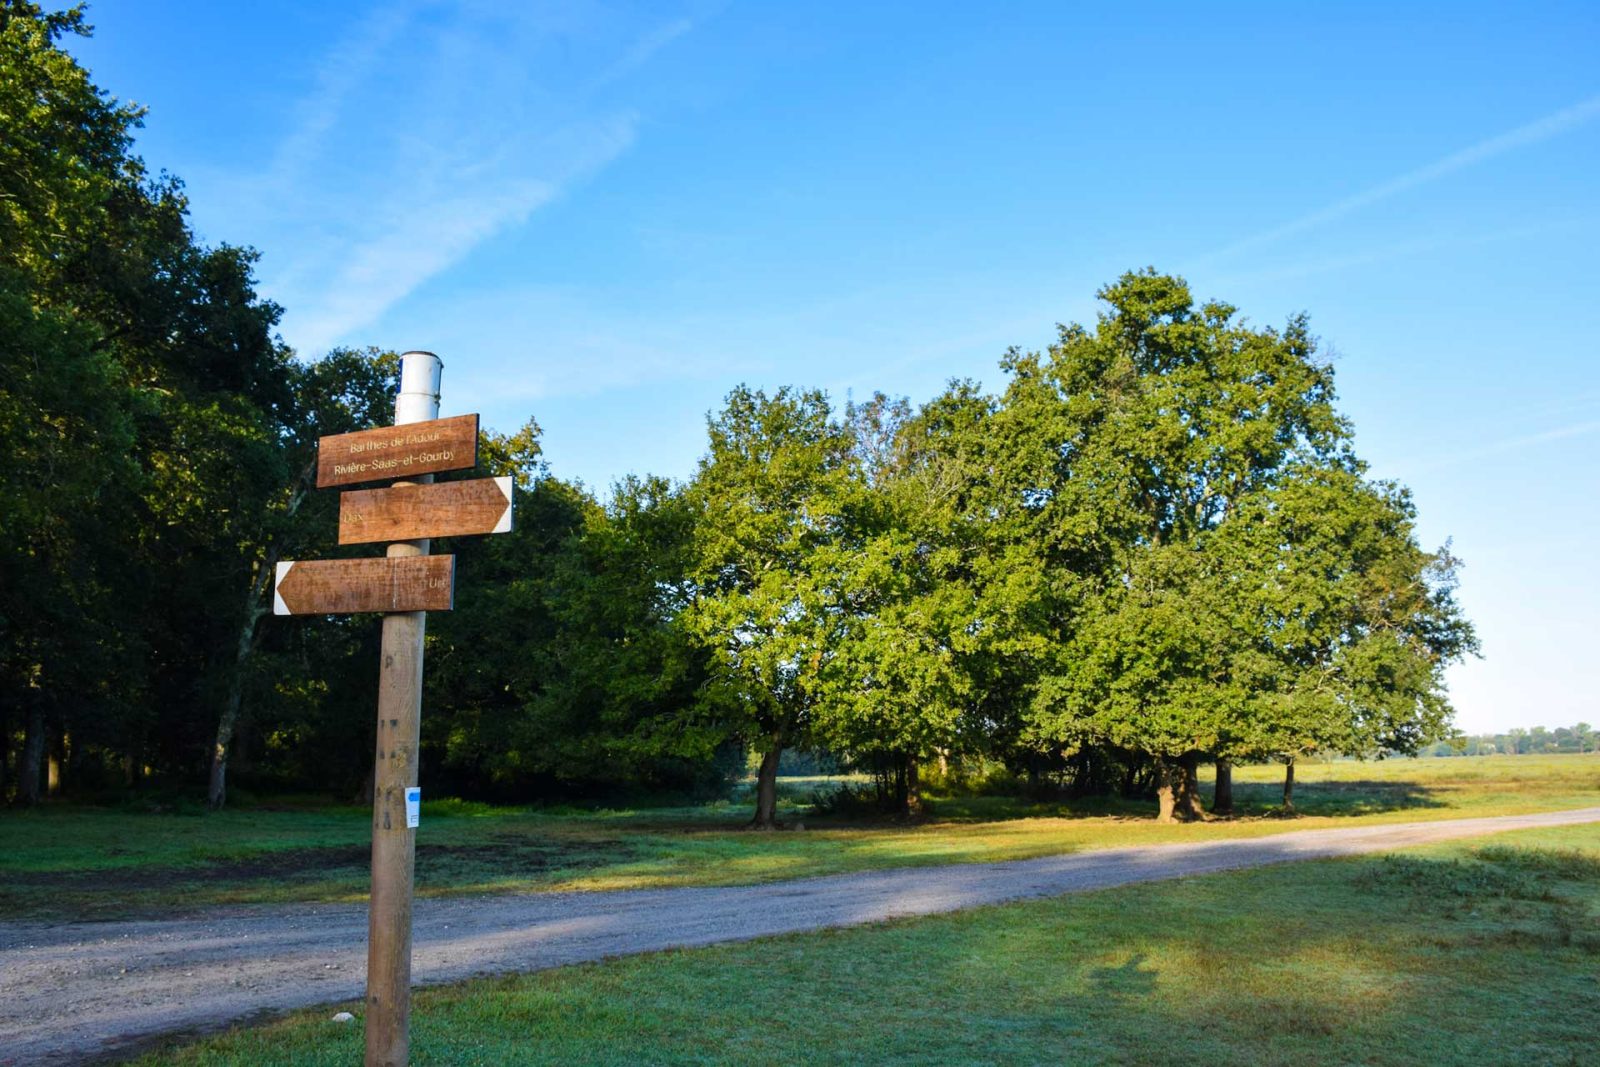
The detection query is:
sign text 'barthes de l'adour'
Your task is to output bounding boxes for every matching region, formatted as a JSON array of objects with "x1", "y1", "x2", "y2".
[{"x1": 316, "y1": 413, "x2": 480, "y2": 488}]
